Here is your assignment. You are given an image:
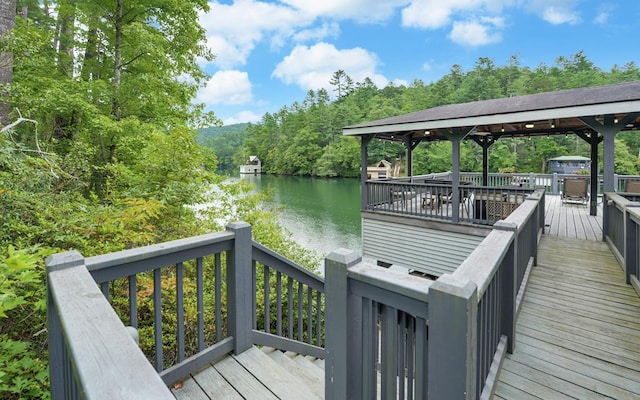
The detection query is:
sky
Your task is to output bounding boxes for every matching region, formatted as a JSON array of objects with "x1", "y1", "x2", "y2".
[{"x1": 196, "y1": 0, "x2": 640, "y2": 126}]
